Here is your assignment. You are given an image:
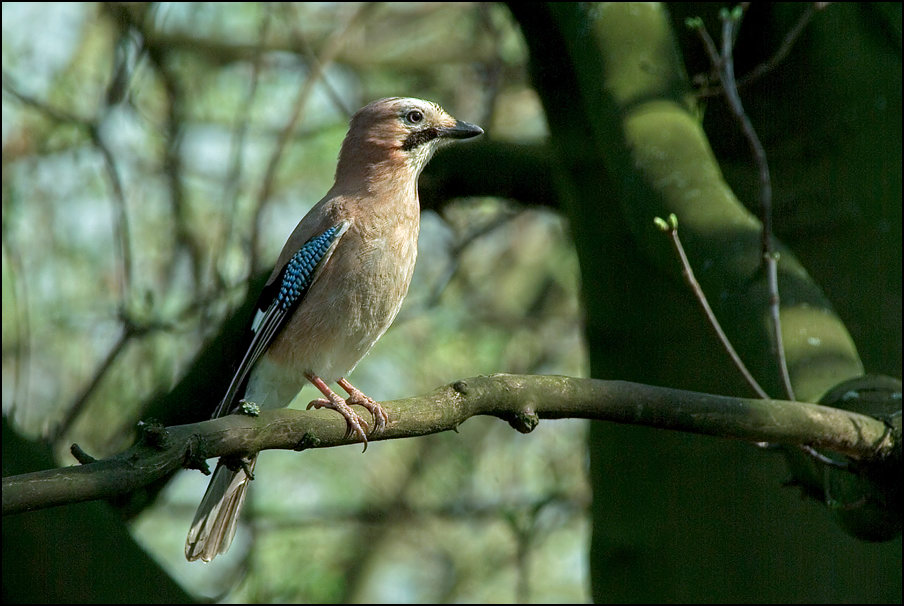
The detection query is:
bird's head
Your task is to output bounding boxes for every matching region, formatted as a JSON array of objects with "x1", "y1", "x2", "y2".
[{"x1": 336, "y1": 97, "x2": 483, "y2": 186}]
